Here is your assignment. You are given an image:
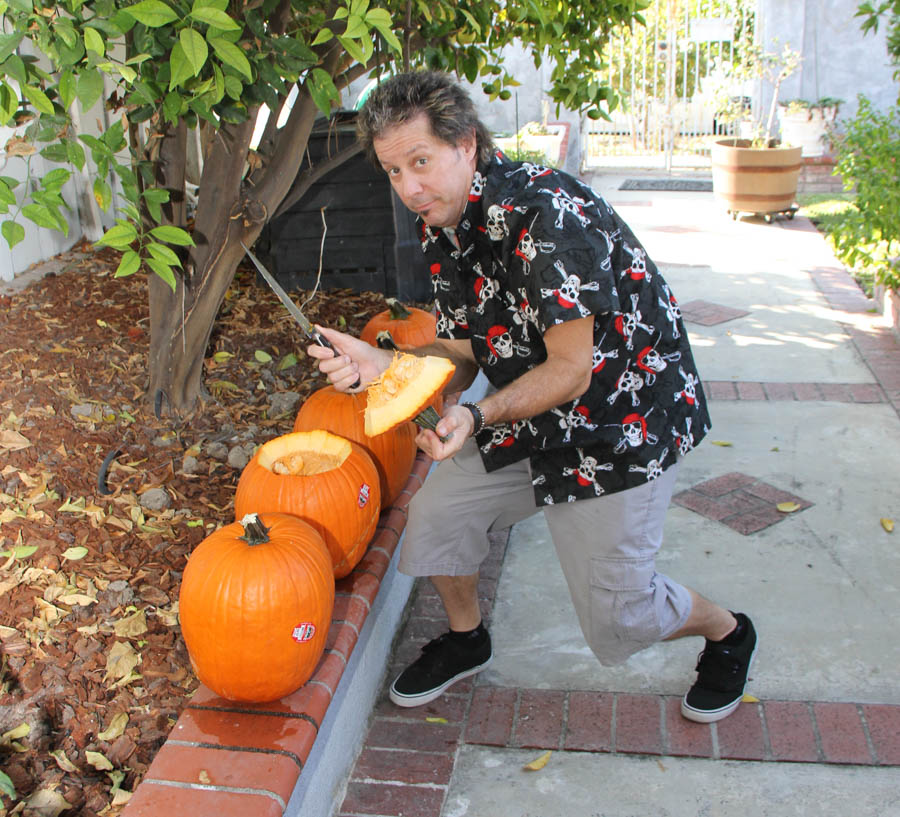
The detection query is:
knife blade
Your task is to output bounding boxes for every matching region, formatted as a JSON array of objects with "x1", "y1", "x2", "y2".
[{"x1": 241, "y1": 242, "x2": 360, "y2": 388}]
